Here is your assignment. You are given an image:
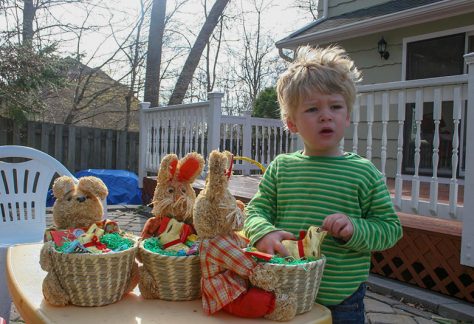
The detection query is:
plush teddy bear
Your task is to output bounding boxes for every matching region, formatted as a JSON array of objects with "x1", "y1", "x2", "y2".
[
  {"x1": 51, "y1": 176, "x2": 108, "y2": 228},
  {"x1": 39, "y1": 175, "x2": 138, "y2": 306},
  {"x1": 138, "y1": 152, "x2": 204, "y2": 298},
  {"x1": 193, "y1": 150, "x2": 297, "y2": 321}
]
